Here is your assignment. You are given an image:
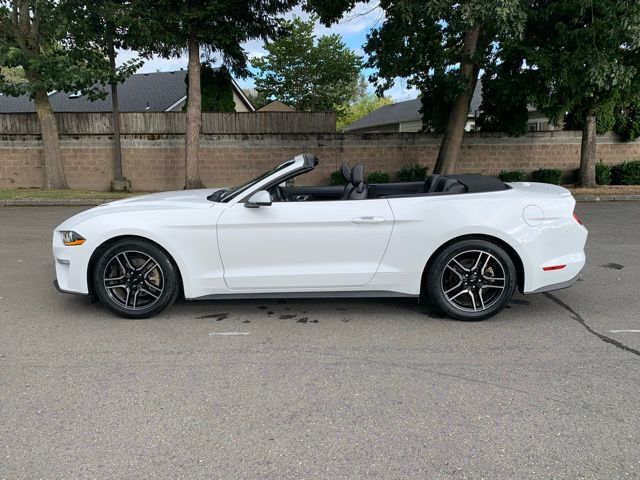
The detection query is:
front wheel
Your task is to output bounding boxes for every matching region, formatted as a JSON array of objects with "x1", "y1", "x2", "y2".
[
  {"x1": 424, "y1": 239, "x2": 517, "y2": 321},
  {"x1": 93, "y1": 238, "x2": 180, "y2": 319}
]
